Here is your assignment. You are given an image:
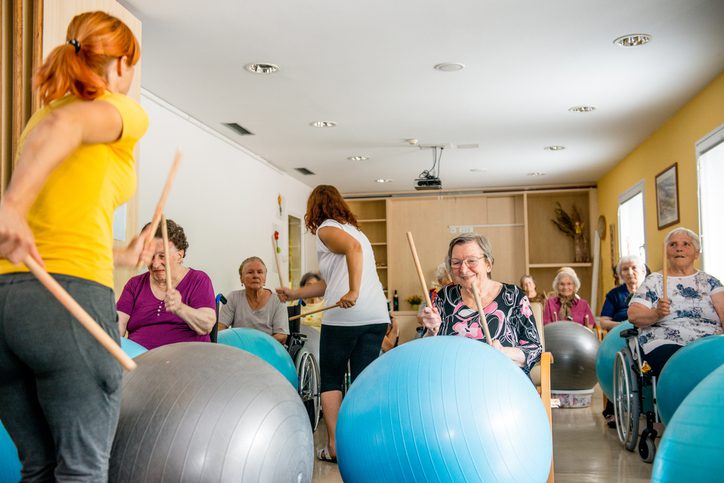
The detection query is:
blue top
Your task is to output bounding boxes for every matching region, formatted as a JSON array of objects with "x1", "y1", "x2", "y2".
[{"x1": 600, "y1": 284, "x2": 632, "y2": 322}]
